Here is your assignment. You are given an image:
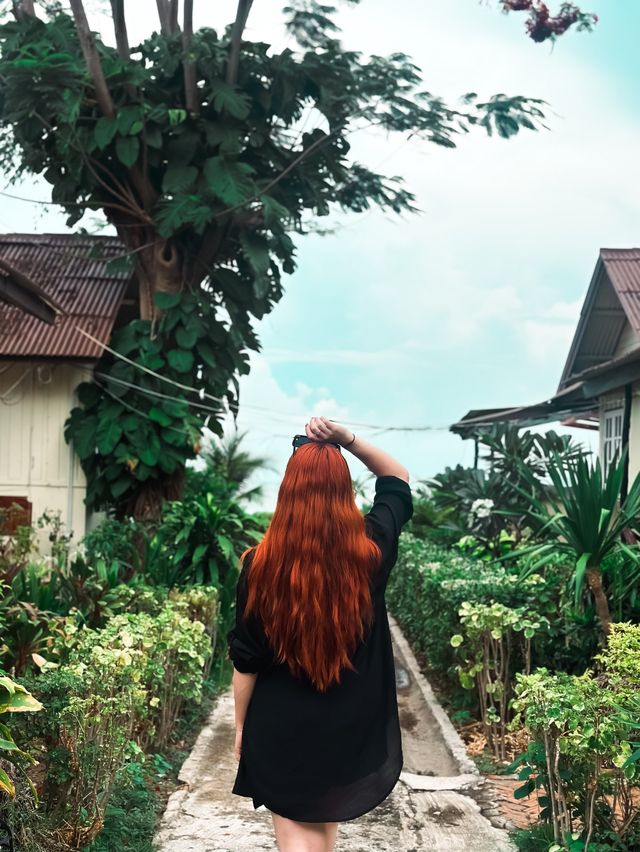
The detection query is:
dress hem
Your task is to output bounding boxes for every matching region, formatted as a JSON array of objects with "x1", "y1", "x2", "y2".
[{"x1": 233, "y1": 760, "x2": 403, "y2": 824}]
